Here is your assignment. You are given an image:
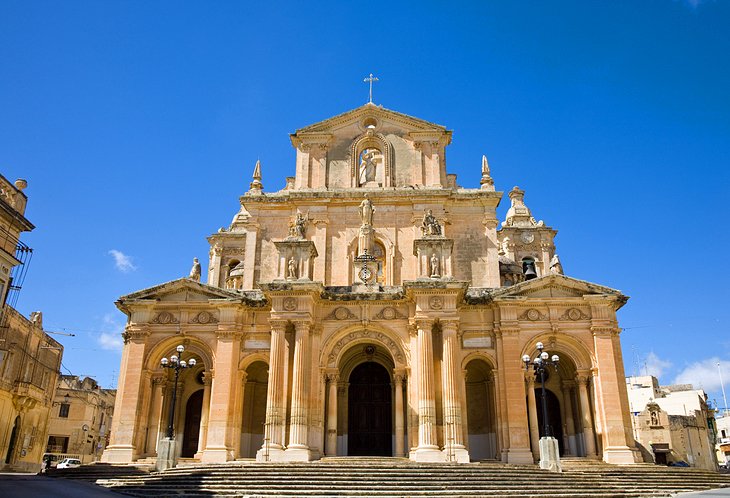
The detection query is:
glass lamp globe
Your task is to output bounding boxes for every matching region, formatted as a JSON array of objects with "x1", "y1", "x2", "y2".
[
  {"x1": 540, "y1": 351, "x2": 549, "y2": 360},
  {"x1": 160, "y1": 357, "x2": 168, "y2": 366},
  {"x1": 170, "y1": 355, "x2": 178, "y2": 363},
  {"x1": 189, "y1": 358, "x2": 197, "y2": 367},
  {"x1": 522, "y1": 354, "x2": 531, "y2": 364},
  {"x1": 176, "y1": 345, "x2": 185, "y2": 353},
  {"x1": 552, "y1": 354, "x2": 560, "y2": 363},
  {"x1": 536, "y1": 342, "x2": 544, "y2": 351},
  {"x1": 179, "y1": 360, "x2": 187, "y2": 368}
]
